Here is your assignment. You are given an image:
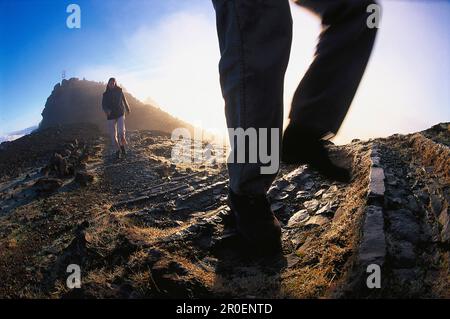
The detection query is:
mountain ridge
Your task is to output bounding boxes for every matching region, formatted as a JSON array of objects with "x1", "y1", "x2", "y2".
[{"x1": 39, "y1": 77, "x2": 193, "y2": 134}]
